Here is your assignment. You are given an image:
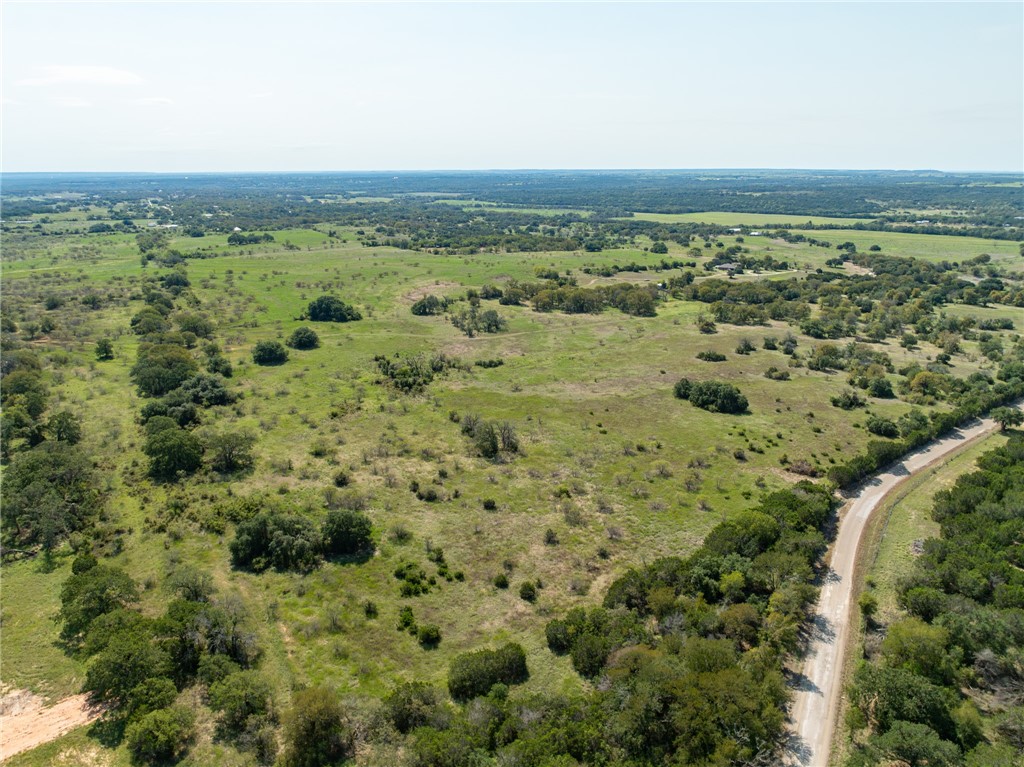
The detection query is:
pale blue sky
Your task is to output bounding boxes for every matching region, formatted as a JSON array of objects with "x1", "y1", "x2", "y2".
[{"x1": 2, "y1": 2, "x2": 1021, "y2": 172}]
